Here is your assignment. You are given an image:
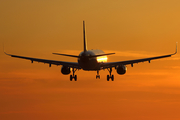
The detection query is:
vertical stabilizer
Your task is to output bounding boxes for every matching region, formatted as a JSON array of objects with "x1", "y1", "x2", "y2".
[{"x1": 83, "y1": 21, "x2": 87, "y2": 52}]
